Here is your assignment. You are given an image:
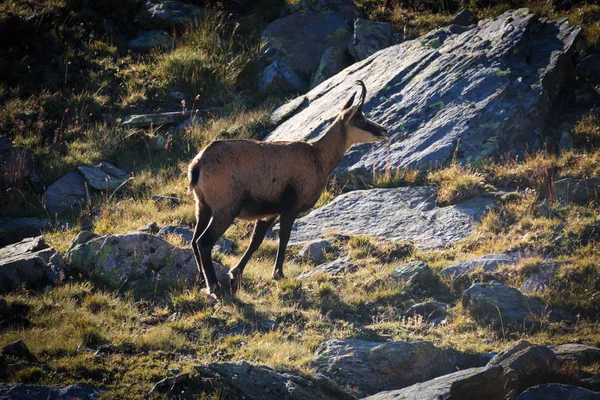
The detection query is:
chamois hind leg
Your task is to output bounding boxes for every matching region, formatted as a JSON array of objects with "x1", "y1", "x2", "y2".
[
  {"x1": 197, "y1": 211, "x2": 235, "y2": 298},
  {"x1": 272, "y1": 212, "x2": 298, "y2": 280},
  {"x1": 192, "y1": 205, "x2": 212, "y2": 280},
  {"x1": 229, "y1": 217, "x2": 276, "y2": 291}
]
